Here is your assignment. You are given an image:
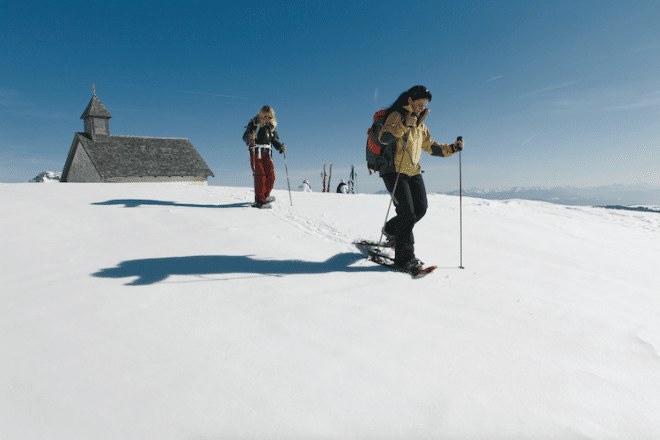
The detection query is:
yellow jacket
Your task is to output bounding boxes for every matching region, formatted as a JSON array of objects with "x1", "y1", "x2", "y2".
[{"x1": 379, "y1": 105, "x2": 457, "y2": 176}]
